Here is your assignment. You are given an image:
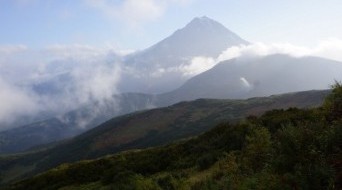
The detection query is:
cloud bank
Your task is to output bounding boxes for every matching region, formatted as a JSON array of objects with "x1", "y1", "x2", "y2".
[
  {"x1": 181, "y1": 38, "x2": 342, "y2": 77},
  {"x1": 0, "y1": 77, "x2": 38, "y2": 125},
  {"x1": 0, "y1": 45, "x2": 27, "y2": 55},
  {"x1": 0, "y1": 44, "x2": 122, "y2": 130},
  {"x1": 217, "y1": 38, "x2": 342, "y2": 62},
  {"x1": 179, "y1": 56, "x2": 215, "y2": 76}
]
